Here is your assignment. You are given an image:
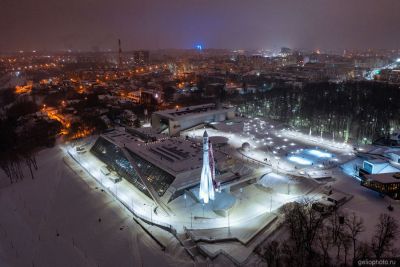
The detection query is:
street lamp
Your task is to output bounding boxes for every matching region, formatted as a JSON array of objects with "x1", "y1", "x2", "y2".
[
  {"x1": 227, "y1": 212, "x2": 231, "y2": 236},
  {"x1": 270, "y1": 194, "x2": 272, "y2": 212}
]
